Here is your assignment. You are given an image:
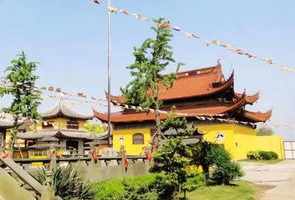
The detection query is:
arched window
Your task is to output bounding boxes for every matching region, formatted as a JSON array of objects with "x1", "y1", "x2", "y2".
[{"x1": 132, "y1": 133, "x2": 144, "y2": 145}]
